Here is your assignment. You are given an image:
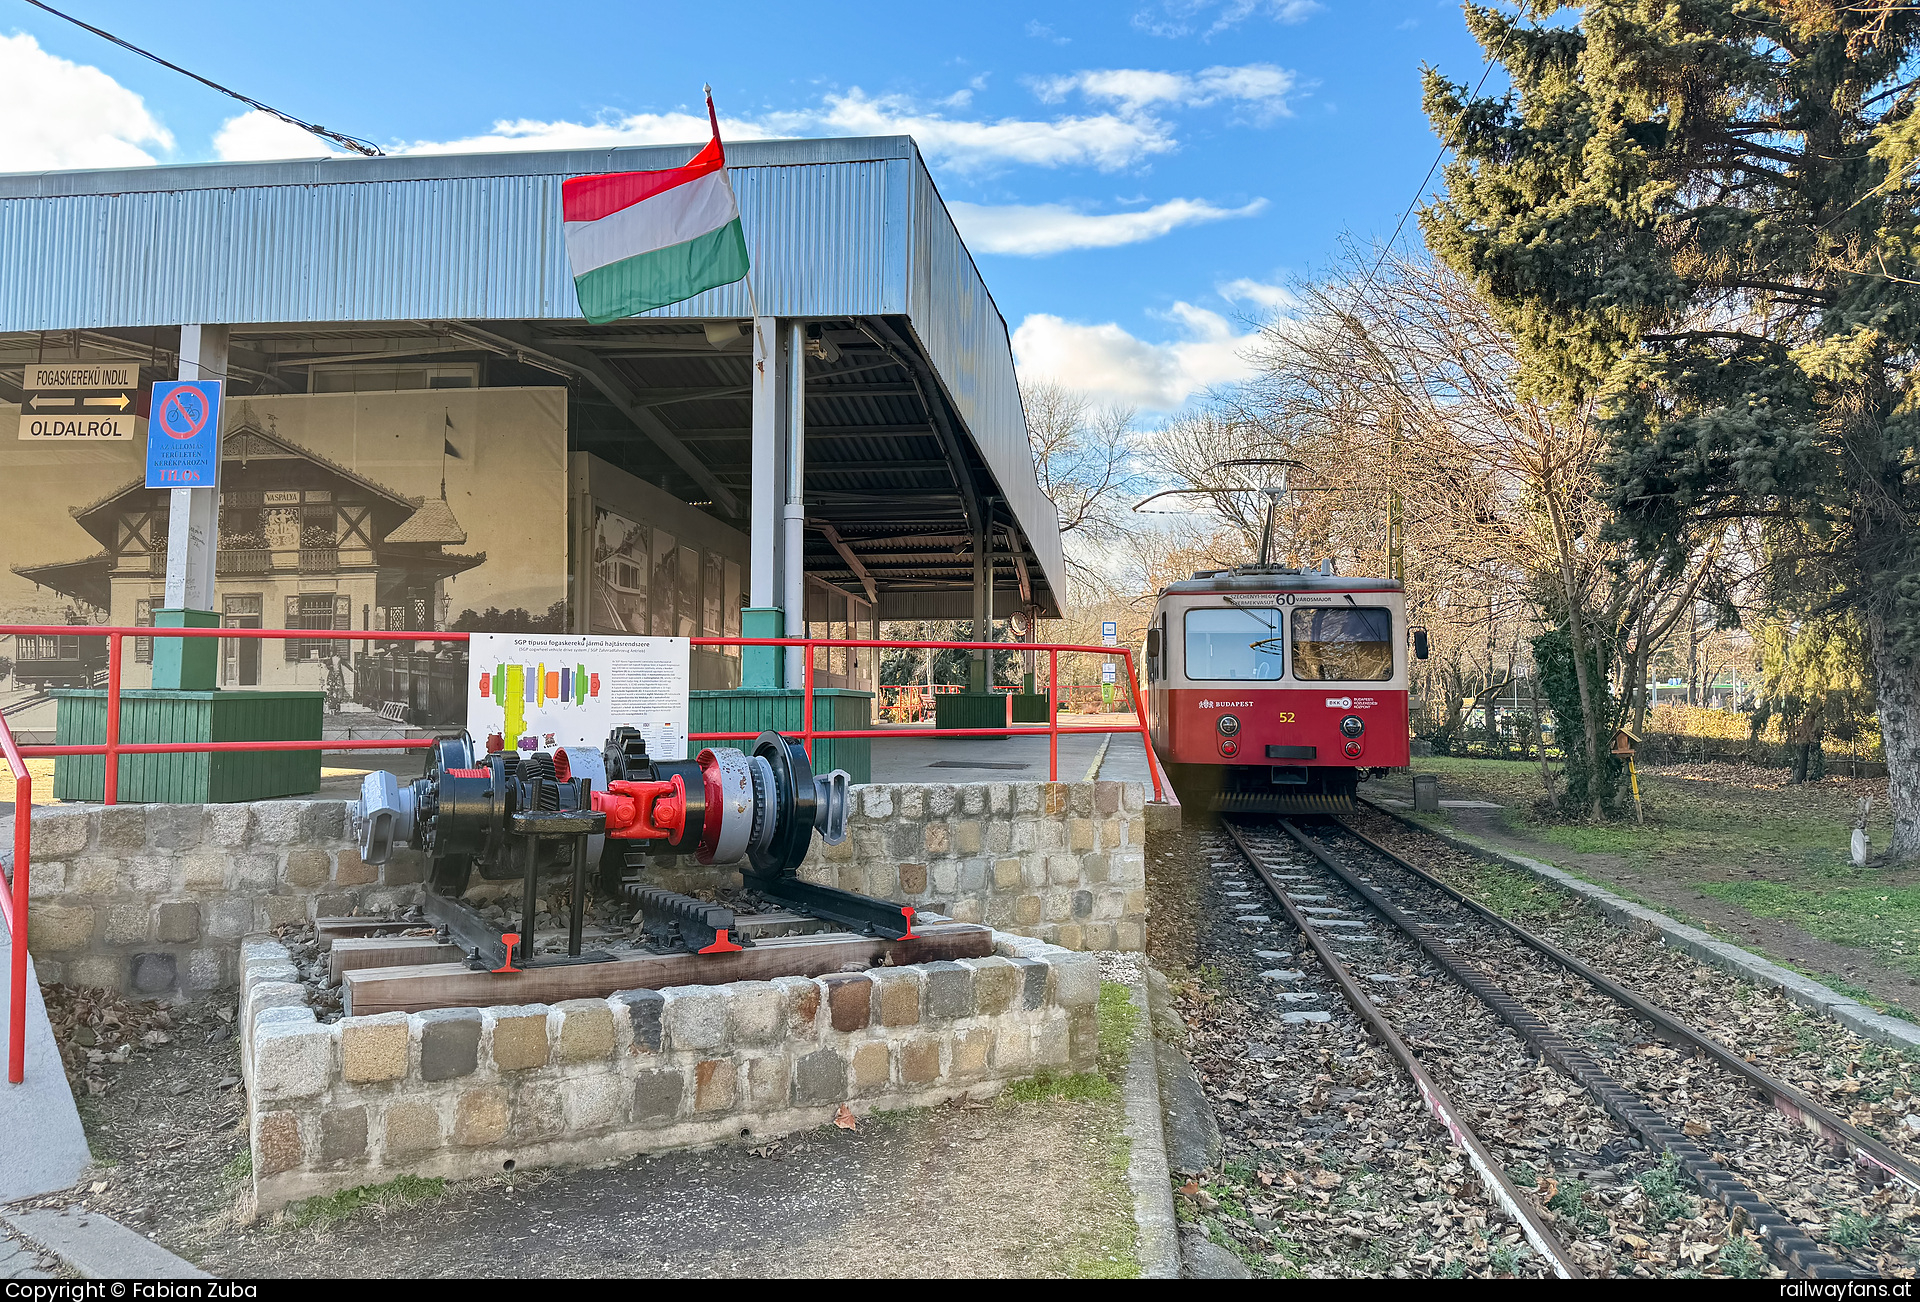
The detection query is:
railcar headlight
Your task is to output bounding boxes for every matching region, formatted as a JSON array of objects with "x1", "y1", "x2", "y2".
[
  {"x1": 1217, "y1": 714, "x2": 1241, "y2": 737},
  {"x1": 1340, "y1": 715, "x2": 1365, "y2": 738}
]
